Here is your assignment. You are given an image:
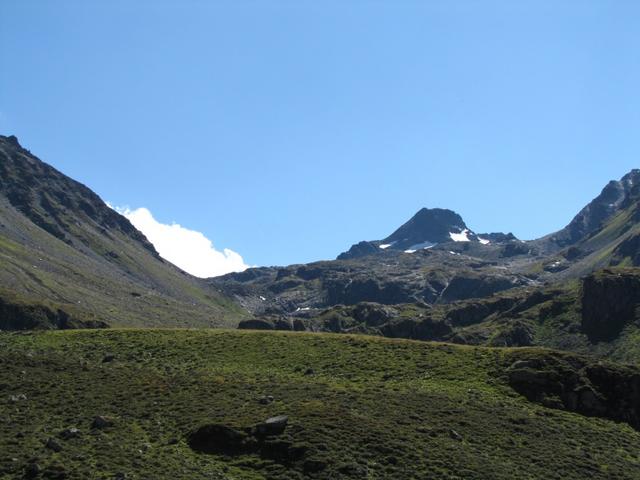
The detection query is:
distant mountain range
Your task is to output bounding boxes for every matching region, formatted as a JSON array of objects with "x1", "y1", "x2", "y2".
[
  {"x1": 337, "y1": 207, "x2": 516, "y2": 259},
  {"x1": 215, "y1": 166, "x2": 640, "y2": 316},
  {"x1": 2, "y1": 134, "x2": 640, "y2": 364}
]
